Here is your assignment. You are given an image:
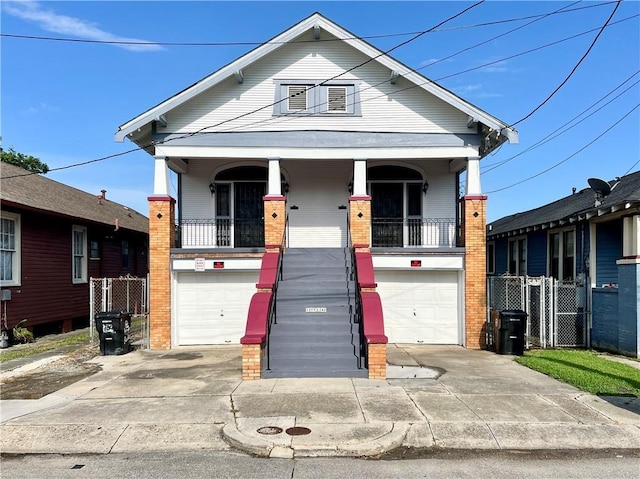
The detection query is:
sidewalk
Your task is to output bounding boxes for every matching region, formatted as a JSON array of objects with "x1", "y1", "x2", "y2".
[{"x1": 1, "y1": 344, "x2": 639, "y2": 458}]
